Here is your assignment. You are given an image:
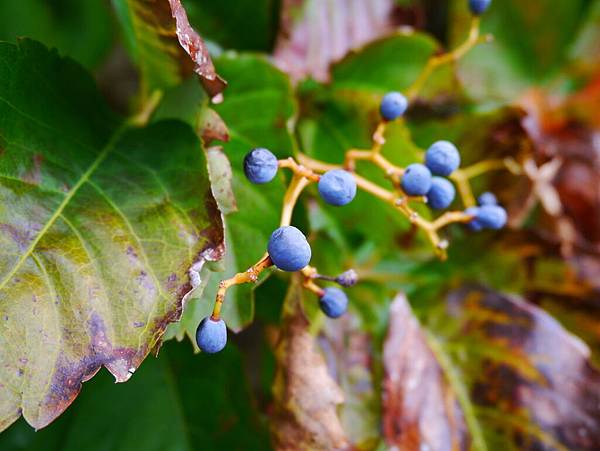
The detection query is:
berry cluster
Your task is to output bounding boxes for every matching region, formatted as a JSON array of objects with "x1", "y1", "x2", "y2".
[{"x1": 196, "y1": 0, "x2": 503, "y2": 354}]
